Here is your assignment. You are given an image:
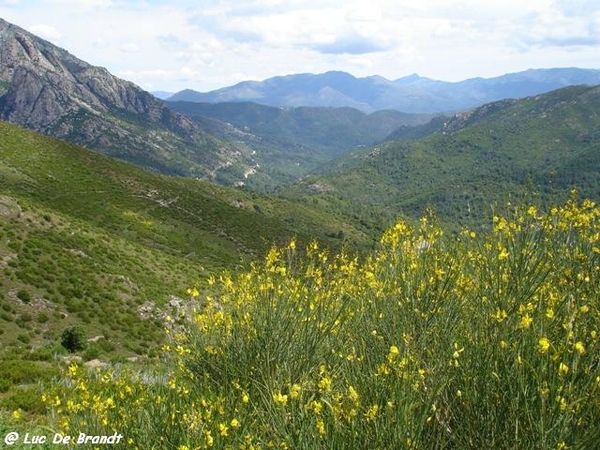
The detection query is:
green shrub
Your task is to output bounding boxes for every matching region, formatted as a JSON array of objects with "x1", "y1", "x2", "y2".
[
  {"x1": 36, "y1": 313, "x2": 49, "y2": 324},
  {"x1": 0, "y1": 378, "x2": 10, "y2": 393},
  {"x1": 0, "y1": 386, "x2": 47, "y2": 414},
  {"x1": 16, "y1": 334, "x2": 30, "y2": 344},
  {"x1": 82, "y1": 345, "x2": 100, "y2": 361},
  {"x1": 60, "y1": 326, "x2": 87, "y2": 352},
  {"x1": 0, "y1": 360, "x2": 58, "y2": 383}
]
